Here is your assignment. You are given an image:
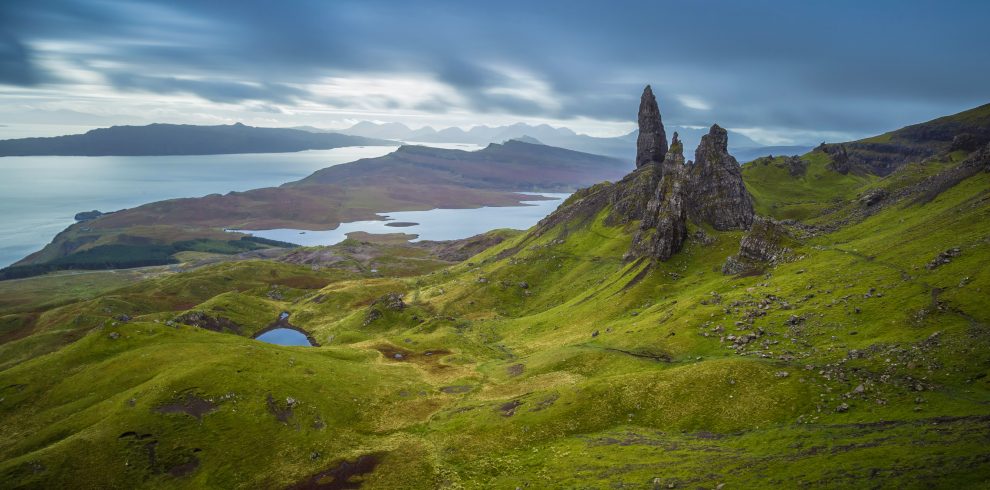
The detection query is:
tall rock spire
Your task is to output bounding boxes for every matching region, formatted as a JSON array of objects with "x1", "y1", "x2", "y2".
[
  {"x1": 627, "y1": 132, "x2": 688, "y2": 260},
  {"x1": 689, "y1": 124, "x2": 755, "y2": 230},
  {"x1": 635, "y1": 85, "x2": 668, "y2": 168}
]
